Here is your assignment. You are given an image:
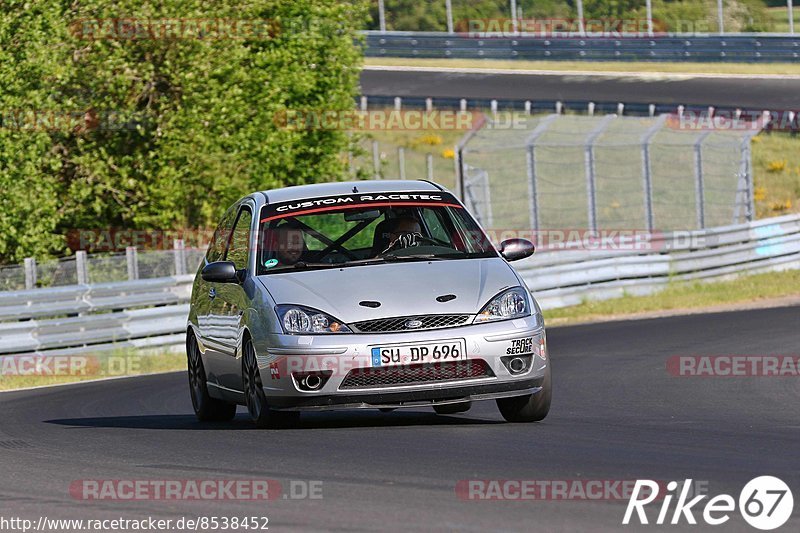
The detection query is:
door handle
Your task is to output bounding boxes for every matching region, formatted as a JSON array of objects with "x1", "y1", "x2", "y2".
[{"x1": 209, "y1": 287, "x2": 216, "y2": 299}]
